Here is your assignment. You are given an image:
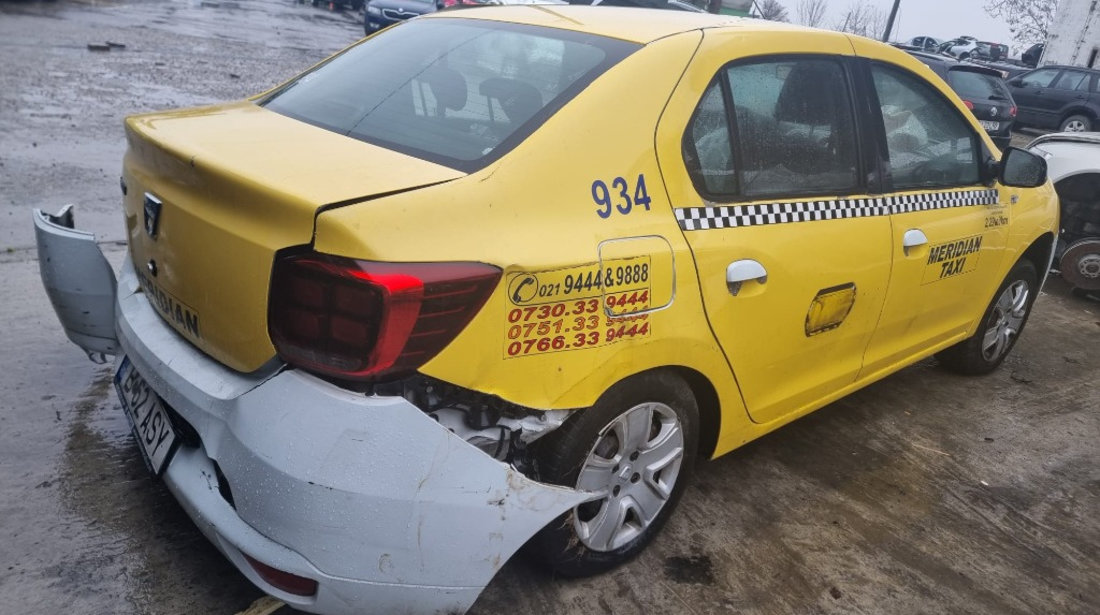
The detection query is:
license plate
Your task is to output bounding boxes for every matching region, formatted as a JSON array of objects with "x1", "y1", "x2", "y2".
[
  {"x1": 115, "y1": 357, "x2": 178, "y2": 475},
  {"x1": 979, "y1": 120, "x2": 1000, "y2": 131}
]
